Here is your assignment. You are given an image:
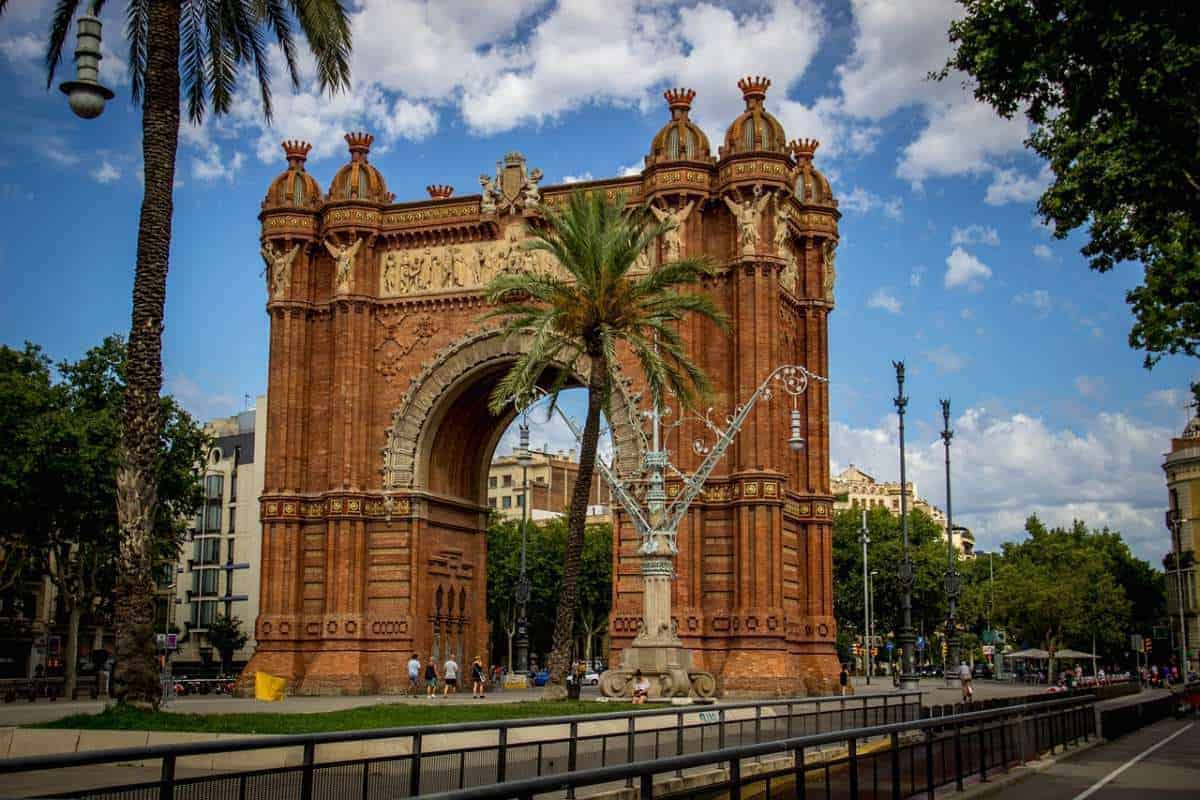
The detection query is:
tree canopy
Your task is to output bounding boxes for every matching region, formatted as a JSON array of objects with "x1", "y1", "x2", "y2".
[{"x1": 941, "y1": 2, "x2": 1200, "y2": 367}]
